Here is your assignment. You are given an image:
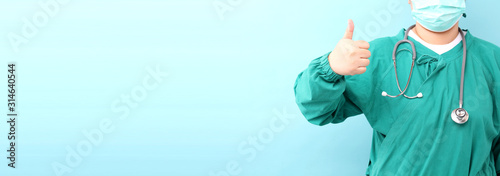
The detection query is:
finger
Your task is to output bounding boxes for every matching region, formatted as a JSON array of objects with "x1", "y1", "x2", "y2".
[
  {"x1": 343, "y1": 19, "x2": 355, "y2": 39},
  {"x1": 355, "y1": 49, "x2": 372, "y2": 58},
  {"x1": 356, "y1": 58, "x2": 370, "y2": 67},
  {"x1": 354, "y1": 40, "x2": 370, "y2": 49},
  {"x1": 354, "y1": 67, "x2": 367, "y2": 75}
]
